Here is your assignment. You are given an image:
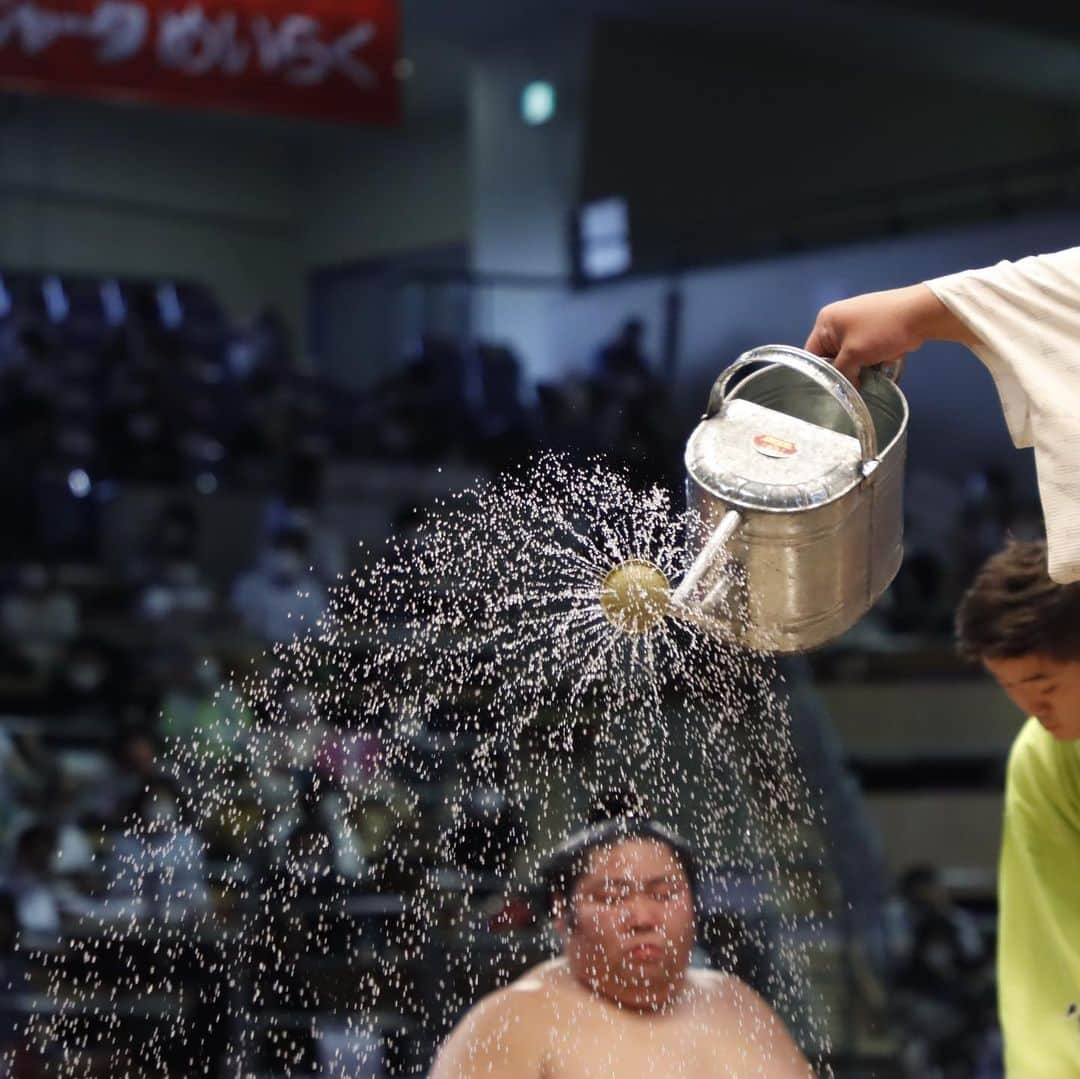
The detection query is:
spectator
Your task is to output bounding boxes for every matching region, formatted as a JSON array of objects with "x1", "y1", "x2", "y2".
[
  {"x1": 6, "y1": 326, "x2": 58, "y2": 407},
  {"x1": 200, "y1": 761, "x2": 267, "y2": 866},
  {"x1": 468, "y1": 343, "x2": 531, "y2": 469},
  {"x1": 36, "y1": 637, "x2": 127, "y2": 720},
  {"x1": 131, "y1": 499, "x2": 210, "y2": 611},
  {"x1": 314, "y1": 724, "x2": 381, "y2": 793},
  {"x1": 885, "y1": 865, "x2": 992, "y2": 1076},
  {"x1": 0, "y1": 888, "x2": 44, "y2": 1077},
  {"x1": 371, "y1": 333, "x2": 467, "y2": 461},
  {"x1": 535, "y1": 377, "x2": 596, "y2": 462},
  {"x1": 227, "y1": 305, "x2": 292, "y2": 382},
  {"x1": 593, "y1": 317, "x2": 651, "y2": 385},
  {"x1": 0, "y1": 886, "x2": 20, "y2": 987},
  {"x1": 43, "y1": 774, "x2": 97, "y2": 888},
  {"x1": 590, "y1": 317, "x2": 677, "y2": 488},
  {"x1": 0, "y1": 731, "x2": 59, "y2": 828},
  {"x1": 229, "y1": 371, "x2": 295, "y2": 476},
  {"x1": 0, "y1": 397, "x2": 56, "y2": 560},
  {"x1": 326, "y1": 778, "x2": 413, "y2": 882},
  {"x1": 151, "y1": 498, "x2": 200, "y2": 563},
  {"x1": 282, "y1": 811, "x2": 336, "y2": 888},
  {"x1": 3, "y1": 824, "x2": 63, "y2": 934},
  {"x1": 700, "y1": 909, "x2": 772, "y2": 998},
  {"x1": 230, "y1": 524, "x2": 327, "y2": 643},
  {"x1": 109, "y1": 385, "x2": 180, "y2": 483},
  {"x1": 0, "y1": 563, "x2": 79, "y2": 678},
  {"x1": 447, "y1": 787, "x2": 528, "y2": 878},
  {"x1": 104, "y1": 777, "x2": 211, "y2": 924},
  {"x1": 84, "y1": 730, "x2": 165, "y2": 824},
  {"x1": 888, "y1": 866, "x2": 986, "y2": 982},
  {"x1": 262, "y1": 450, "x2": 346, "y2": 585},
  {"x1": 245, "y1": 690, "x2": 327, "y2": 851},
  {"x1": 157, "y1": 650, "x2": 251, "y2": 763}
]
